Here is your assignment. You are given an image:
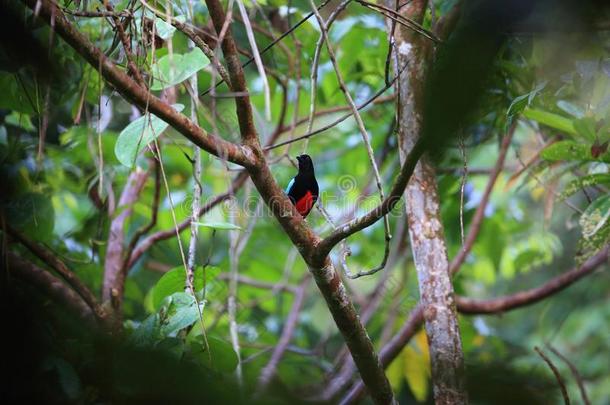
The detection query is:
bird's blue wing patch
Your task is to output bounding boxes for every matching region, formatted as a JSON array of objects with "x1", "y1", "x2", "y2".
[{"x1": 285, "y1": 178, "x2": 295, "y2": 194}]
